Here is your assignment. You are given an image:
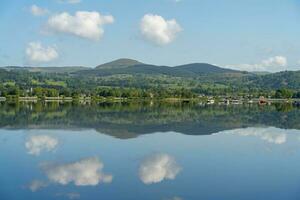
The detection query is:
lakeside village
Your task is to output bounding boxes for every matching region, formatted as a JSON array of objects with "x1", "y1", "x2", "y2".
[{"x1": 0, "y1": 88, "x2": 300, "y2": 106}]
